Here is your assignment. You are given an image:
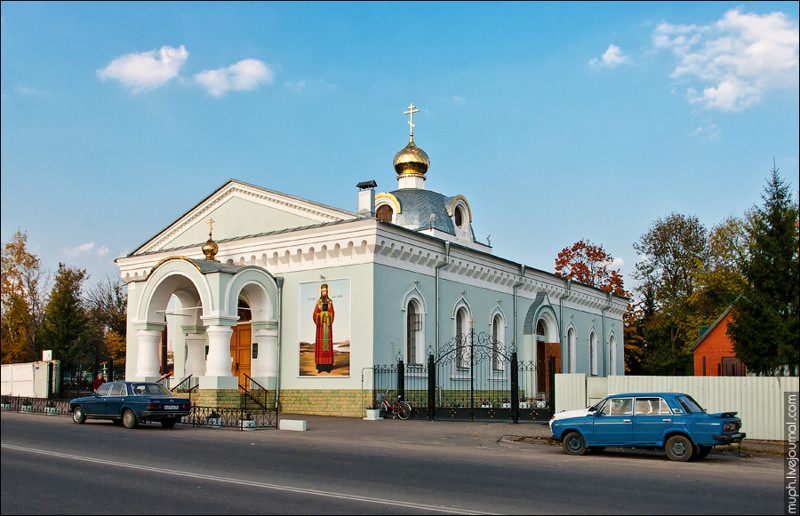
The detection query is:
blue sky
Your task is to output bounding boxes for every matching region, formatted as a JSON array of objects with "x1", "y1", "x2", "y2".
[{"x1": 2, "y1": 1, "x2": 798, "y2": 295}]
